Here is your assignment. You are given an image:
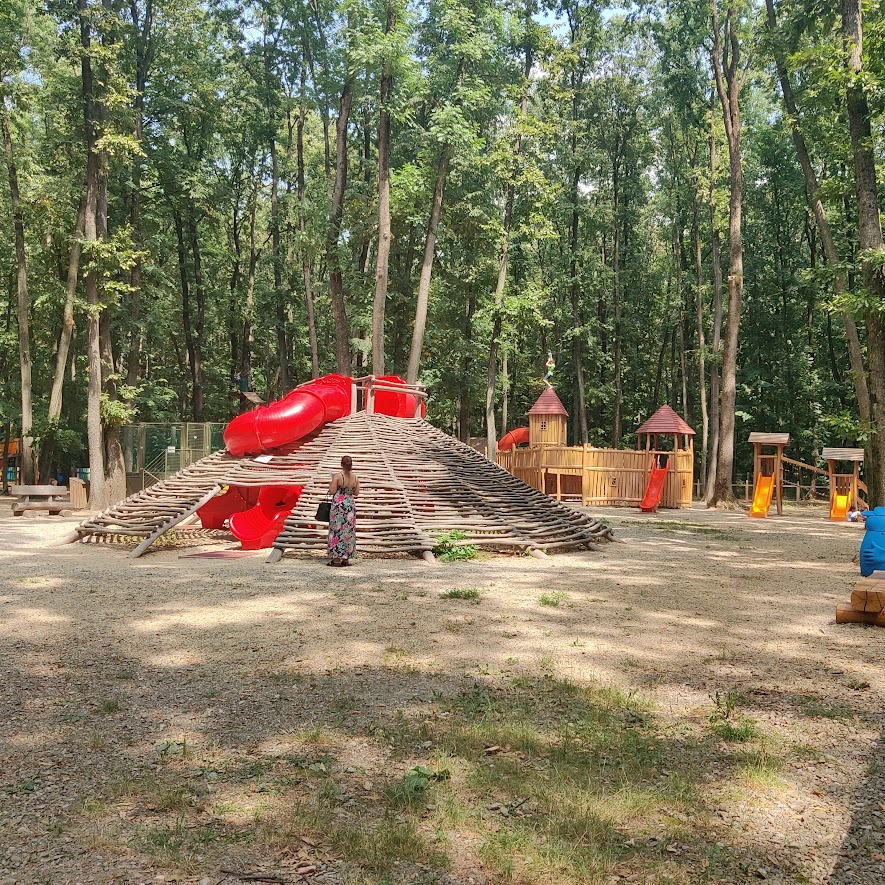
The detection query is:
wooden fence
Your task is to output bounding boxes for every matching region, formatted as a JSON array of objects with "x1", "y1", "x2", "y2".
[{"x1": 497, "y1": 445, "x2": 693, "y2": 508}]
